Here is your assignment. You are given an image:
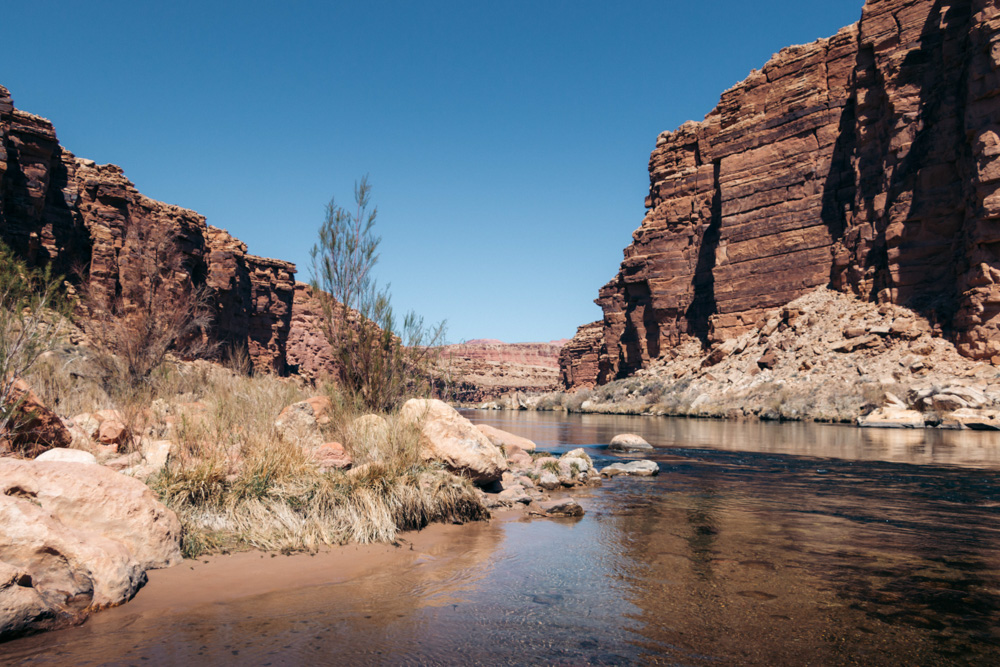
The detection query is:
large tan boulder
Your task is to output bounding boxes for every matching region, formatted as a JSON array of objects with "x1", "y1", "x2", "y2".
[
  {"x1": 400, "y1": 399, "x2": 508, "y2": 484},
  {"x1": 608, "y1": 433, "x2": 653, "y2": 452},
  {"x1": 476, "y1": 424, "x2": 537, "y2": 452},
  {"x1": 1, "y1": 379, "x2": 72, "y2": 457},
  {"x1": 0, "y1": 460, "x2": 182, "y2": 640},
  {"x1": 948, "y1": 408, "x2": 1000, "y2": 430}
]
